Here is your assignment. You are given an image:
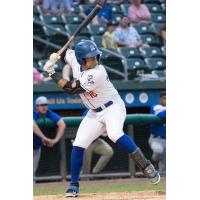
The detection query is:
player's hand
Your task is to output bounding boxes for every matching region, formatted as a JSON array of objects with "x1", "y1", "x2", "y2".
[
  {"x1": 49, "y1": 53, "x2": 61, "y2": 64},
  {"x1": 43, "y1": 60, "x2": 55, "y2": 76}
]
